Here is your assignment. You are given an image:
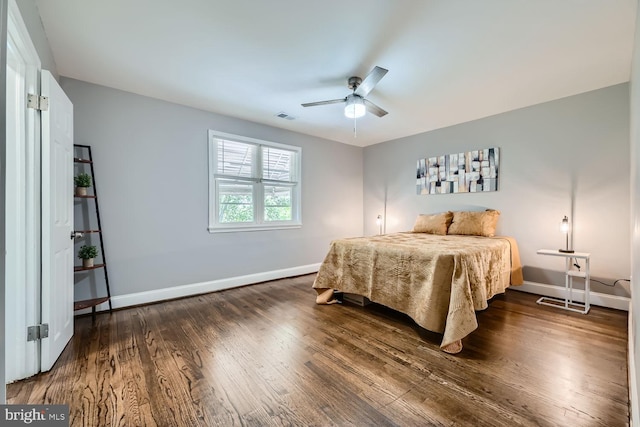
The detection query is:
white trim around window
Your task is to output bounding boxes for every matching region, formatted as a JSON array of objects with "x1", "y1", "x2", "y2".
[{"x1": 208, "y1": 130, "x2": 302, "y2": 233}]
